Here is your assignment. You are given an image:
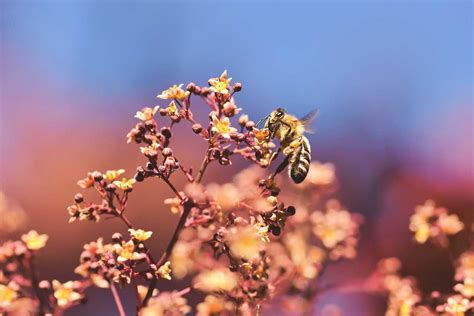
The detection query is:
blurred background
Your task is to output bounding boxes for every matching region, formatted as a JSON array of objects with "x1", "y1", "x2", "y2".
[{"x1": 1, "y1": 1, "x2": 472, "y2": 315}]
